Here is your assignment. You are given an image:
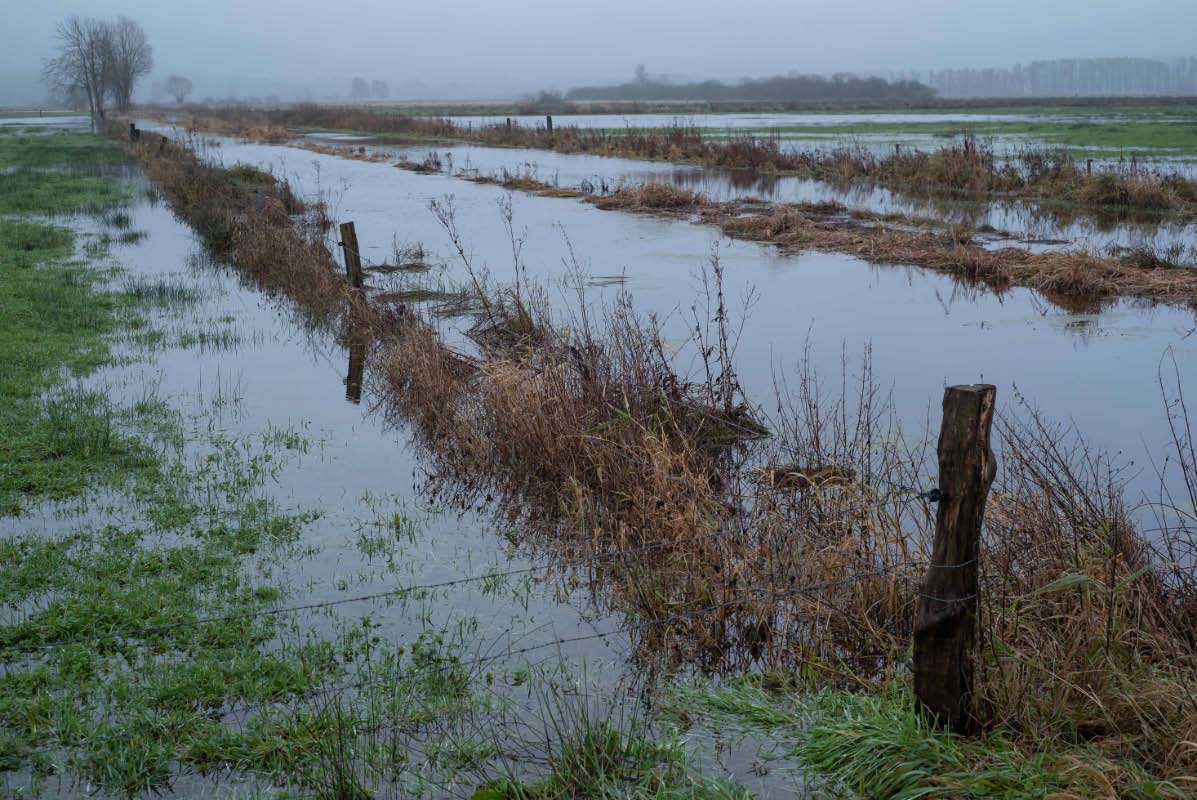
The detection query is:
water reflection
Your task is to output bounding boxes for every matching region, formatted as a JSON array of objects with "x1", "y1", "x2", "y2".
[{"x1": 345, "y1": 339, "x2": 366, "y2": 403}]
